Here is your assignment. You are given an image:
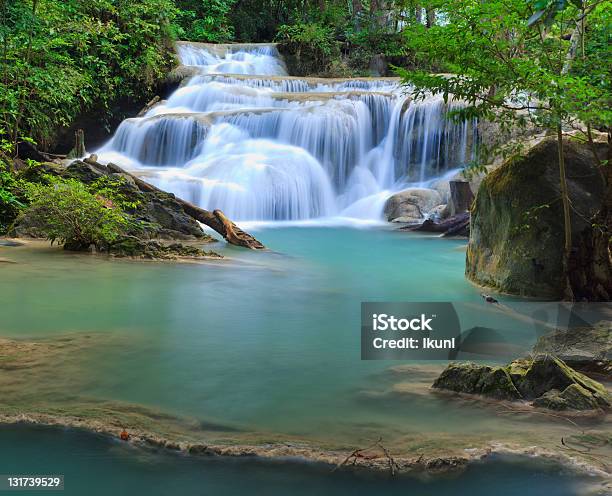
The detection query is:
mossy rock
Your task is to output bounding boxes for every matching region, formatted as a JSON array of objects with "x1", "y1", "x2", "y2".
[
  {"x1": 432, "y1": 362, "x2": 521, "y2": 401},
  {"x1": 511, "y1": 354, "x2": 609, "y2": 403},
  {"x1": 432, "y1": 355, "x2": 610, "y2": 411},
  {"x1": 533, "y1": 384, "x2": 603, "y2": 411},
  {"x1": 110, "y1": 238, "x2": 221, "y2": 260},
  {"x1": 533, "y1": 321, "x2": 611, "y2": 375},
  {"x1": 466, "y1": 138, "x2": 606, "y2": 298},
  {"x1": 13, "y1": 160, "x2": 214, "y2": 243}
]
